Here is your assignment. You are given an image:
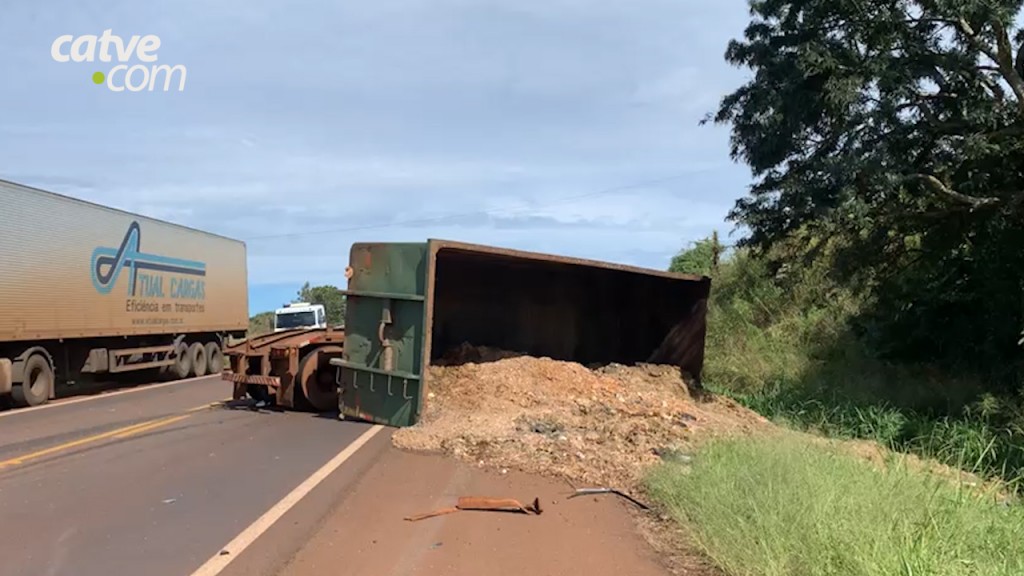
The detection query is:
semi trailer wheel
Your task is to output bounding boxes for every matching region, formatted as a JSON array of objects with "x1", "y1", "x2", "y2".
[
  {"x1": 188, "y1": 342, "x2": 208, "y2": 377},
  {"x1": 295, "y1": 346, "x2": 343, "y2": 412},
  {"x1": 205, "y1": 342, "x2": 224, "y2": 374},
  {"x1": 171, "y1": 341, "x2": 192, "y2": 379},
  {"x1": 12, "y1": 354, "x2": 53, "y2": 407}
]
